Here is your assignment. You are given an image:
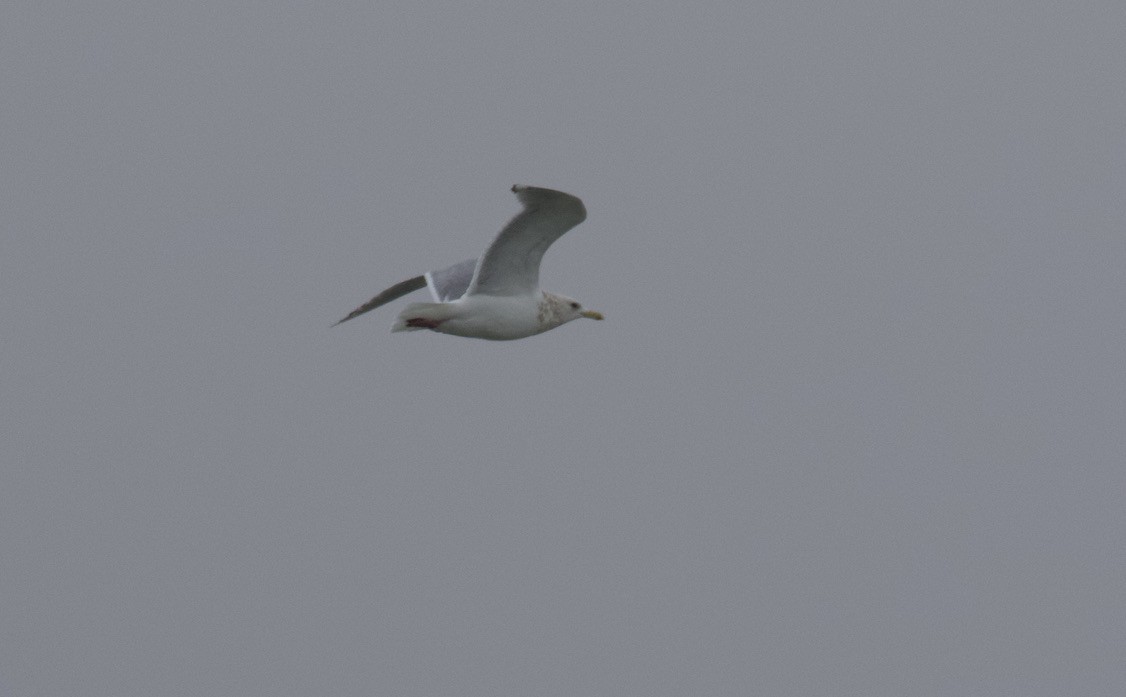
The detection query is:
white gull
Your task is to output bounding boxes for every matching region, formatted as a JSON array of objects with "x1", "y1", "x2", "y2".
[{"x1": 334, "y1": 185, "x2": 603, "y2": 340}]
